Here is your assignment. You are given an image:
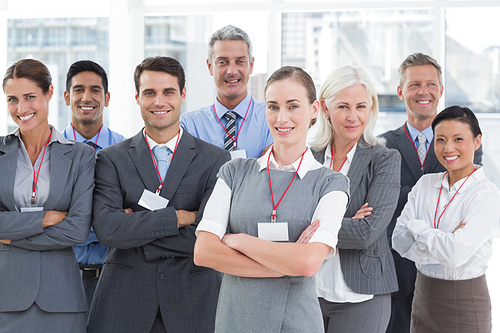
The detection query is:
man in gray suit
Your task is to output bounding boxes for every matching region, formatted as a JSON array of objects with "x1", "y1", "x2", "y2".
[
  {"x1": 382, "y1": 53, "x2": 482, "y2": 333},
  {"x1": 87, "y1": 56, "x2": 230, "y2": 333}
]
